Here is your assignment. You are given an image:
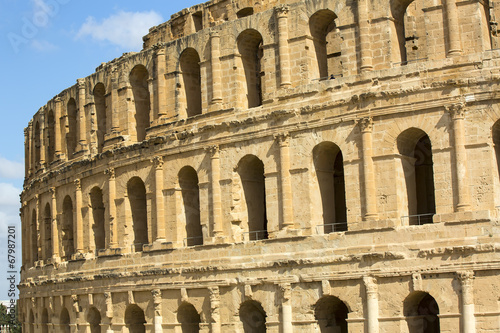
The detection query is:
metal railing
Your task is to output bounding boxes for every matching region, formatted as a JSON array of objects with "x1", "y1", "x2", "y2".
[
  {"x1": 312, "y1": 73, "x2": 344, "y2": 81},
  {"x1": 401, "y1": 213, "x2": 434, "y2": 226},
  {"x1": 243, "y1": 230, "x2": 269, "y2": 241},
  {"x1": 315, "y1": 222, "x2": 348, "y2": 234},
  {"x1": 184, "y1": 236, "x2": 203, "y2": 247}
]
